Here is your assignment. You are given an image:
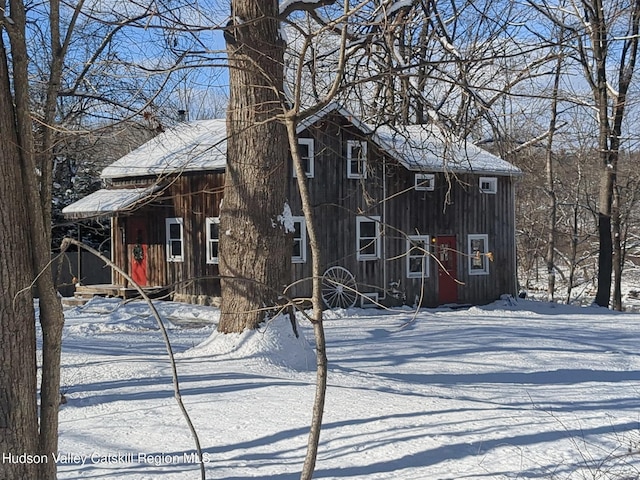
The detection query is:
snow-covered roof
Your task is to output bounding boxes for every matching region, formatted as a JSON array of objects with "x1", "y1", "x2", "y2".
[
  {"x1": 61, "y1": 186, "x2": 159, "y2": 219},
  {"x1": 101, "y1": 119, "x2": 227, "y2": 179},
  {"x1": 373, "y1": 124, "x2": 522, "y2": 176},
  {"x1": 297, "y1": 102, "x2": 375, "y2": 136},
  {"x1": 296, "y1": 103, "x2": 519, "y2": 175},
  {"x1": 97, "y1": 104, "x2": 518, "y2": 181}
]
